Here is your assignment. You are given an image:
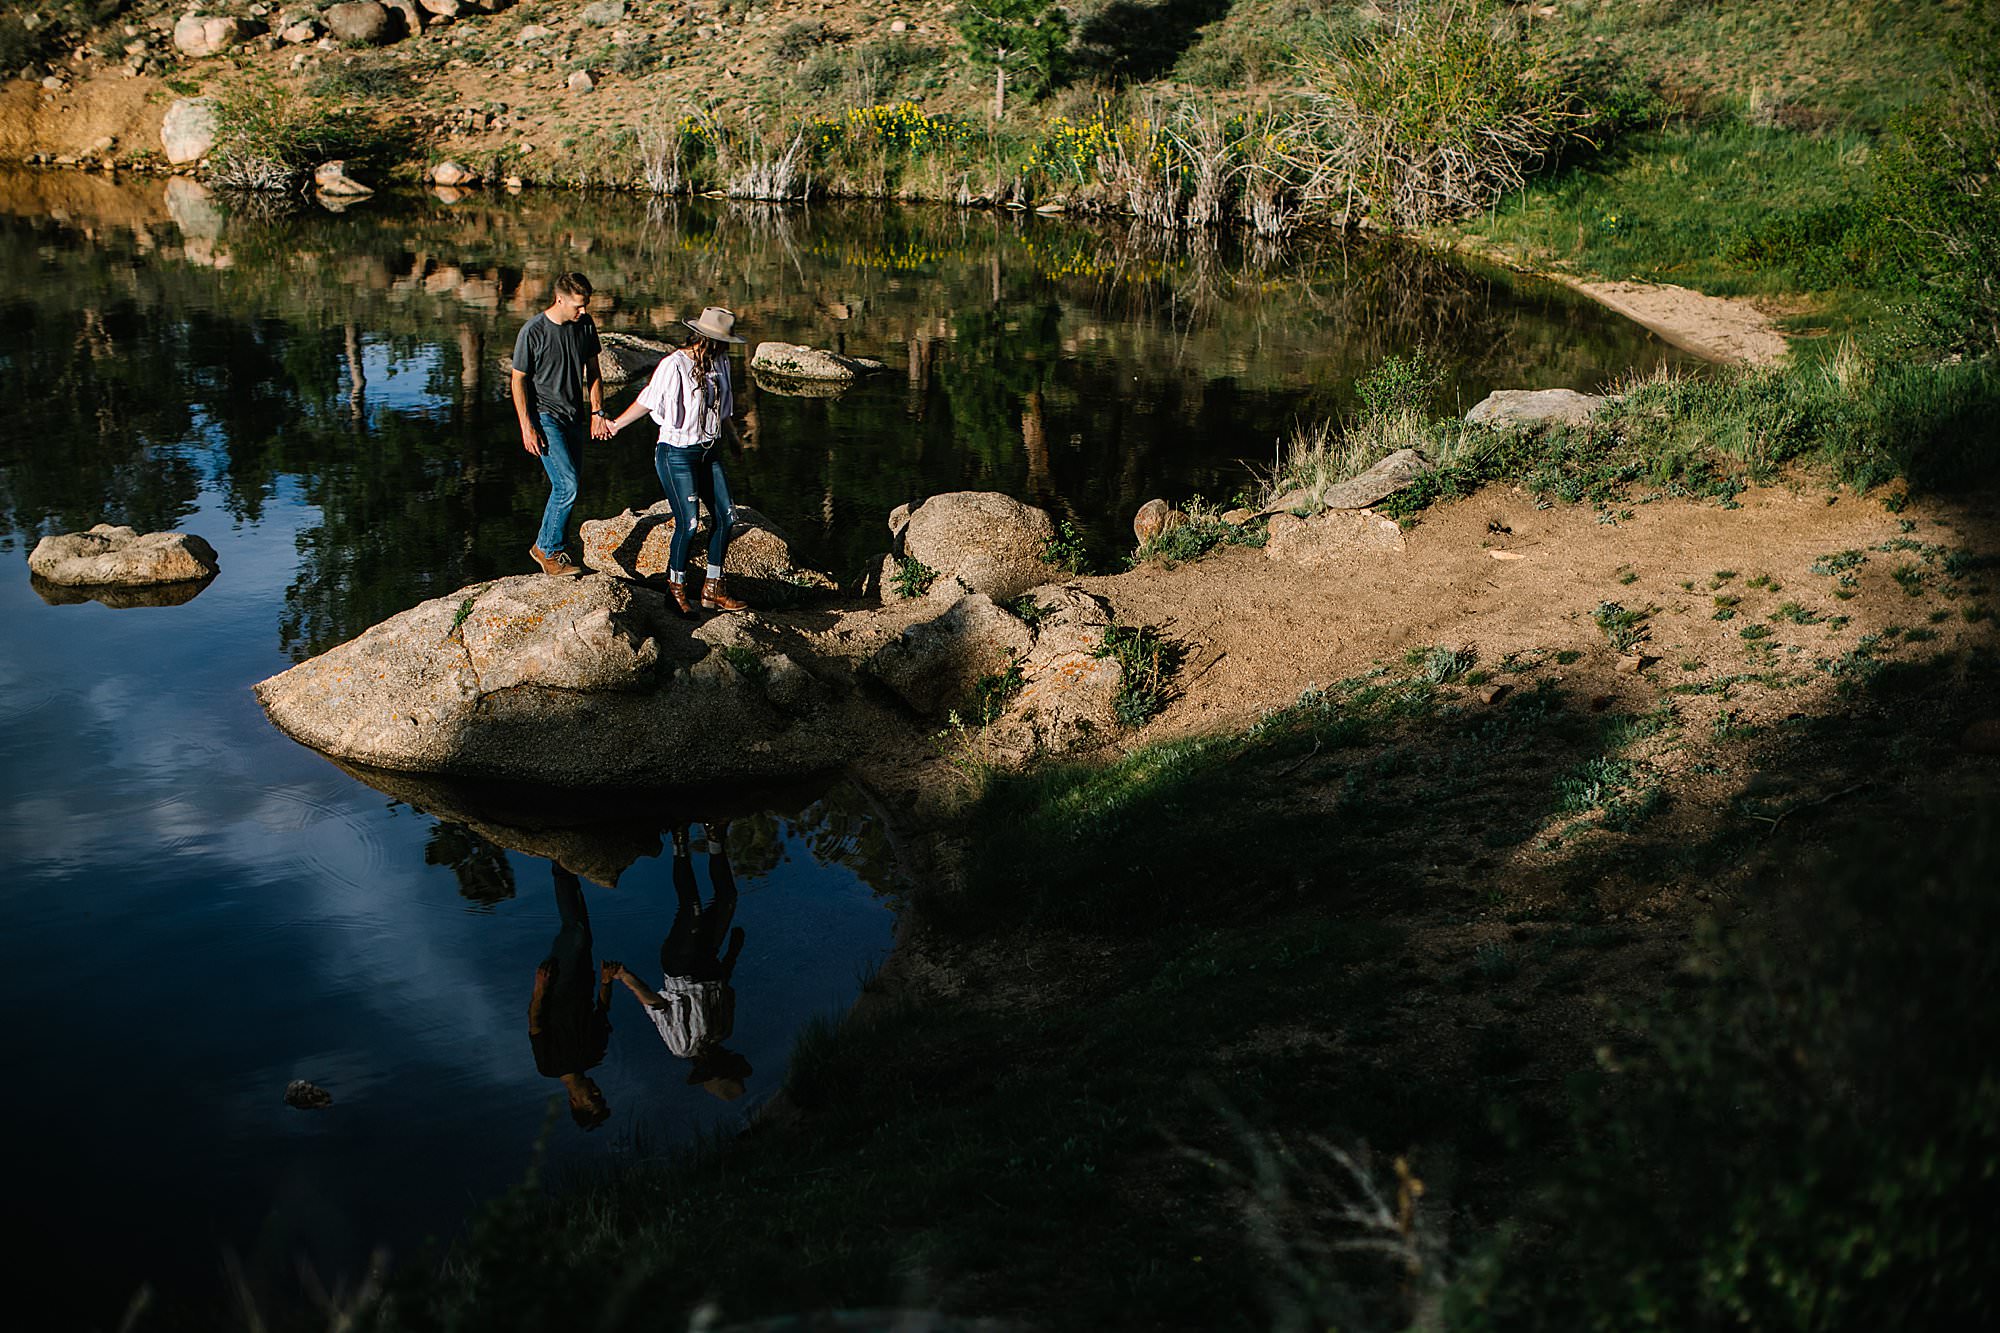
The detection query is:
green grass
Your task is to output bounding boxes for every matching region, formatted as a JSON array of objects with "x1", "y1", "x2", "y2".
[
  {"x1": 889, "y1": 554, "x2": 938, "y2": 599},
  {"x1": 1473, "y1": 120, "x2": 1877, "y2": 300}
]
